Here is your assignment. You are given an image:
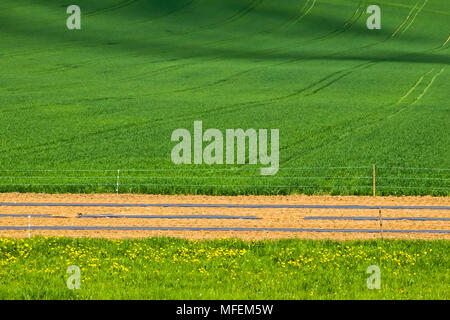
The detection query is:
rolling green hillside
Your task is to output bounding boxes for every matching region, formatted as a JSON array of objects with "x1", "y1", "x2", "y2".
[{"x1": 0, "y1": 0, "x2": 449, "y2": 195}]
